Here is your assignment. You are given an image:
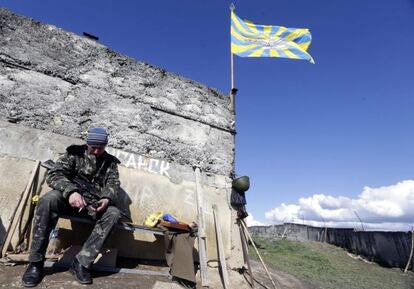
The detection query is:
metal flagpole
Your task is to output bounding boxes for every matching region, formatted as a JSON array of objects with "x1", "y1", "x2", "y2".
[
  {"x1": 230, "y1": 3, "x2": 237, "y2": 115},
  {"x1": 230, "y1": 51, "x2": 234, "y2": 89}
]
